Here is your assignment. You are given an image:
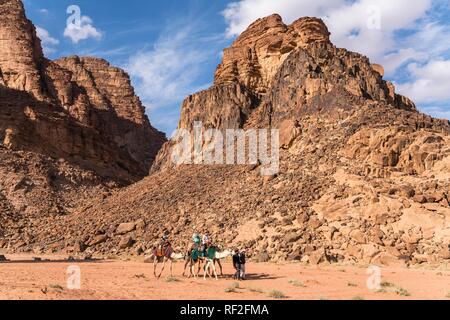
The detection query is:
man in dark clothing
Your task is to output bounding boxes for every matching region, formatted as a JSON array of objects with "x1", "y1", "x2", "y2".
[
  {"x1": 239, "y1": 250, "x2": 246, "y2": 280},
  {"x1": 232, "y1": 249, "x2": 241, "y2": 280}
]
